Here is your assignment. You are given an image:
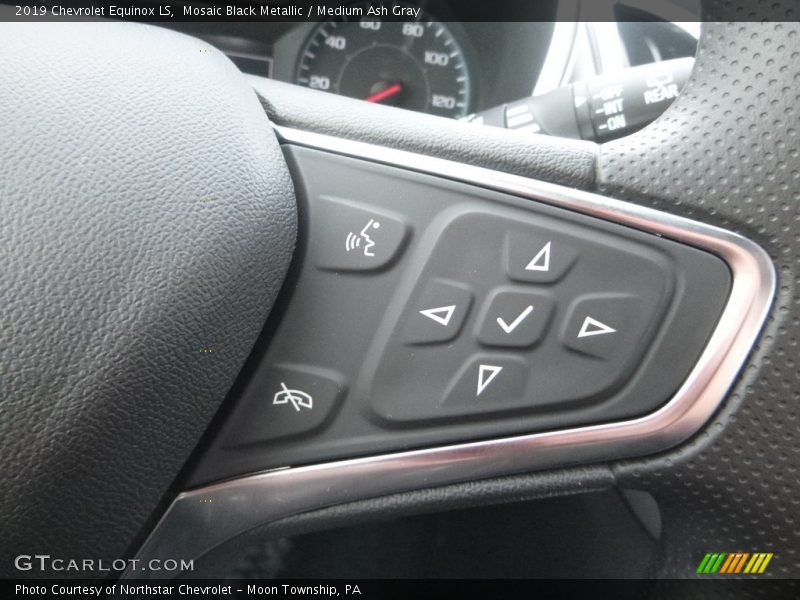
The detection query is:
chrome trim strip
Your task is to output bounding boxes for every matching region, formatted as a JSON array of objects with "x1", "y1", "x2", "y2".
[
  {"x1": 586, "y1": 22, "x2": 629, "y2": 74},
  {"x1": 129, "y1": 126, "x2": 775, "y2": 576},
  {"x1": 532, "y1": 21, "x2": 579, "y2": 95}
]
